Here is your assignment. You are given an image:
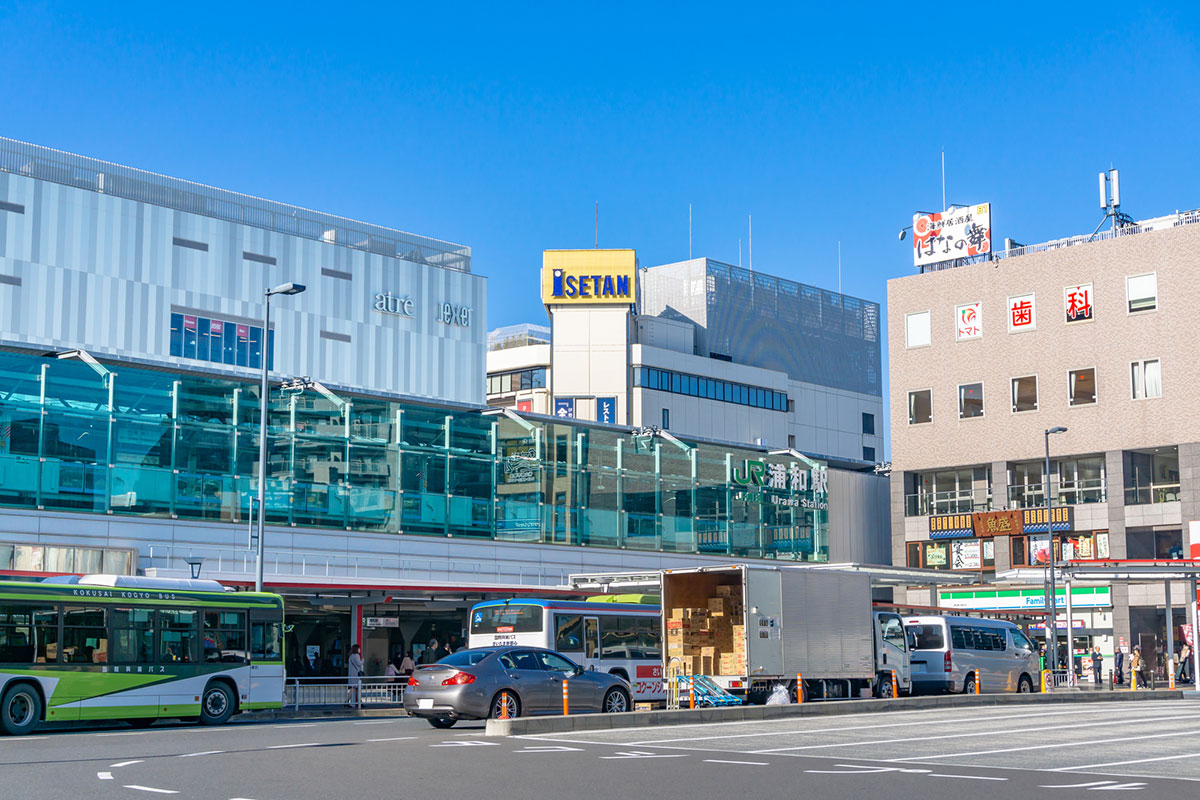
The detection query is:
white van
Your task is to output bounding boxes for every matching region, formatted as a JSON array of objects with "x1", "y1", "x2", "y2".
[{"x1": 904, "y1": 615, "x2": 1039, "y2": 694}]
